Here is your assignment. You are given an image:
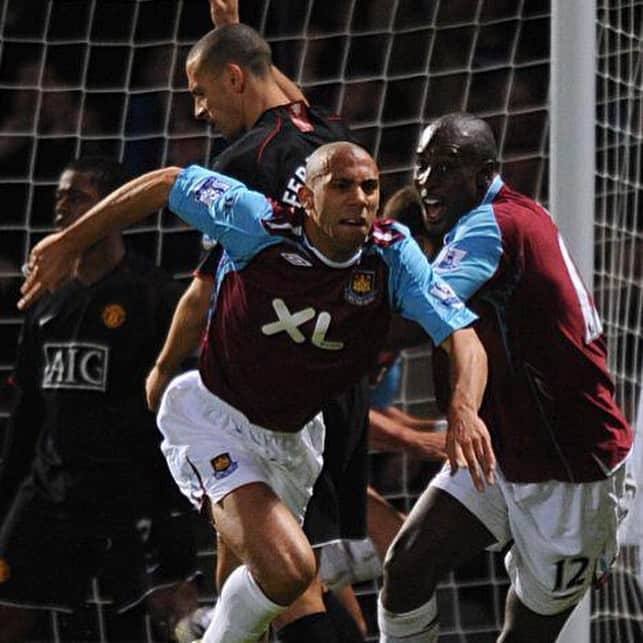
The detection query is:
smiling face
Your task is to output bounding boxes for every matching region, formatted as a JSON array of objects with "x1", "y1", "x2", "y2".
[
  {"x1": 300, "y1": 144, "x2": 380, "y2": 262},
  {"x1": 54, "y1": 169, "x2": 101, "y2": 230},
  {"x1": 186, "y1": 57, "x2": 245, "y2": 140},
  {"x1": 414, "y1": 117, "x2": 496, "y2": 238}
]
